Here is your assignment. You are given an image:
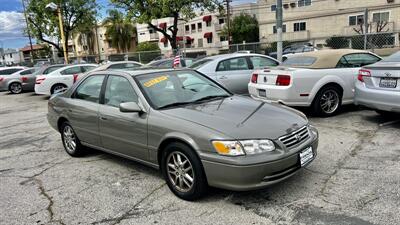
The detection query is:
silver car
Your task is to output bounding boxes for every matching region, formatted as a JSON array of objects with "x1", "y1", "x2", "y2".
[
  {"x1": 0, "y1": 67, "x2": 32, "y2": 94},
  {"x1": 355, "y1": 51, "x2": 400, "y2": 114},
  {"x1": 91, "y1": 61, "x2": 143, "y2": 72},
  {"x1": 190, "y1": 53, "x2": 280, "y2": 94},
  {"x1": 47, "y1": 69, "x2": 318, "y2": 200}
]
